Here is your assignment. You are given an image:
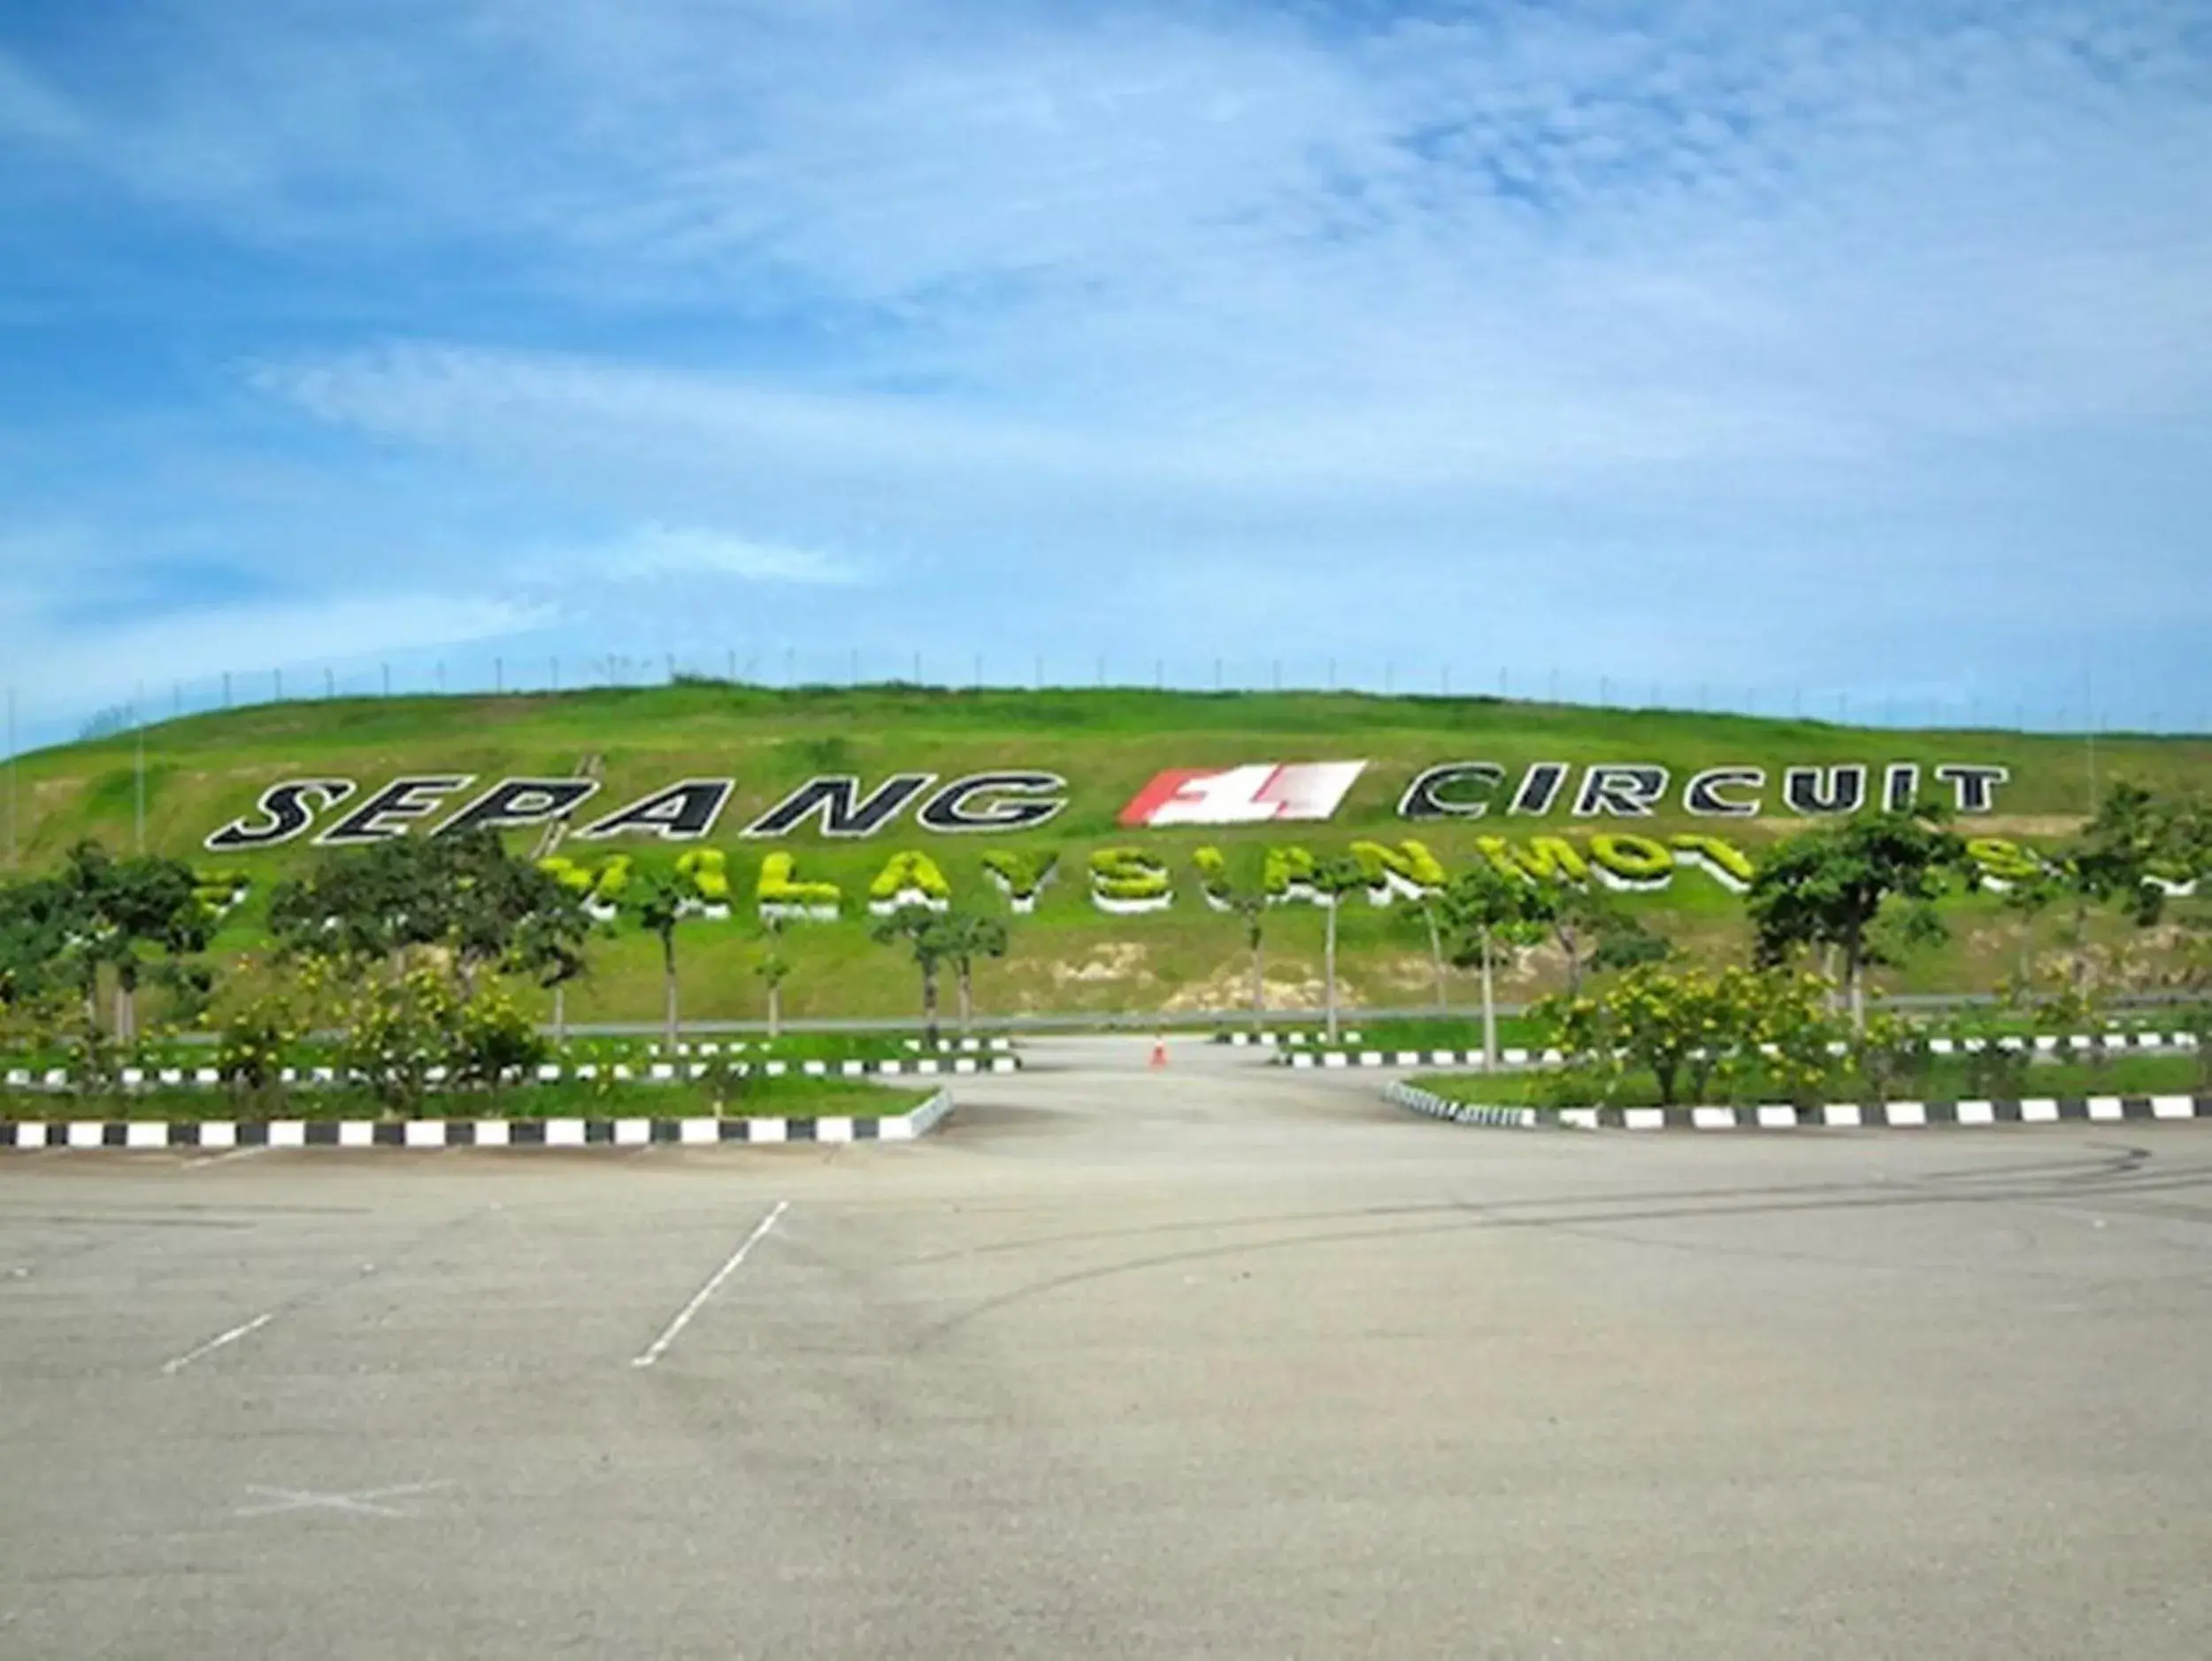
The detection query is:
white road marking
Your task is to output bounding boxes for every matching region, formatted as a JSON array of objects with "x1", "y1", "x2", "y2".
[
  {"x1": 234, "y1": 1480, "x2": 451, "y2": 1519},
  {"x1": 161, "y1": 1311, "x2": 275, "y2": 1375},
  {"x1": 185, "y1": 1146, "x2": 269, "y2": 1169},
  {"x1": 631, "y1": 1198, "x2": 789, "y2": 1370}
]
